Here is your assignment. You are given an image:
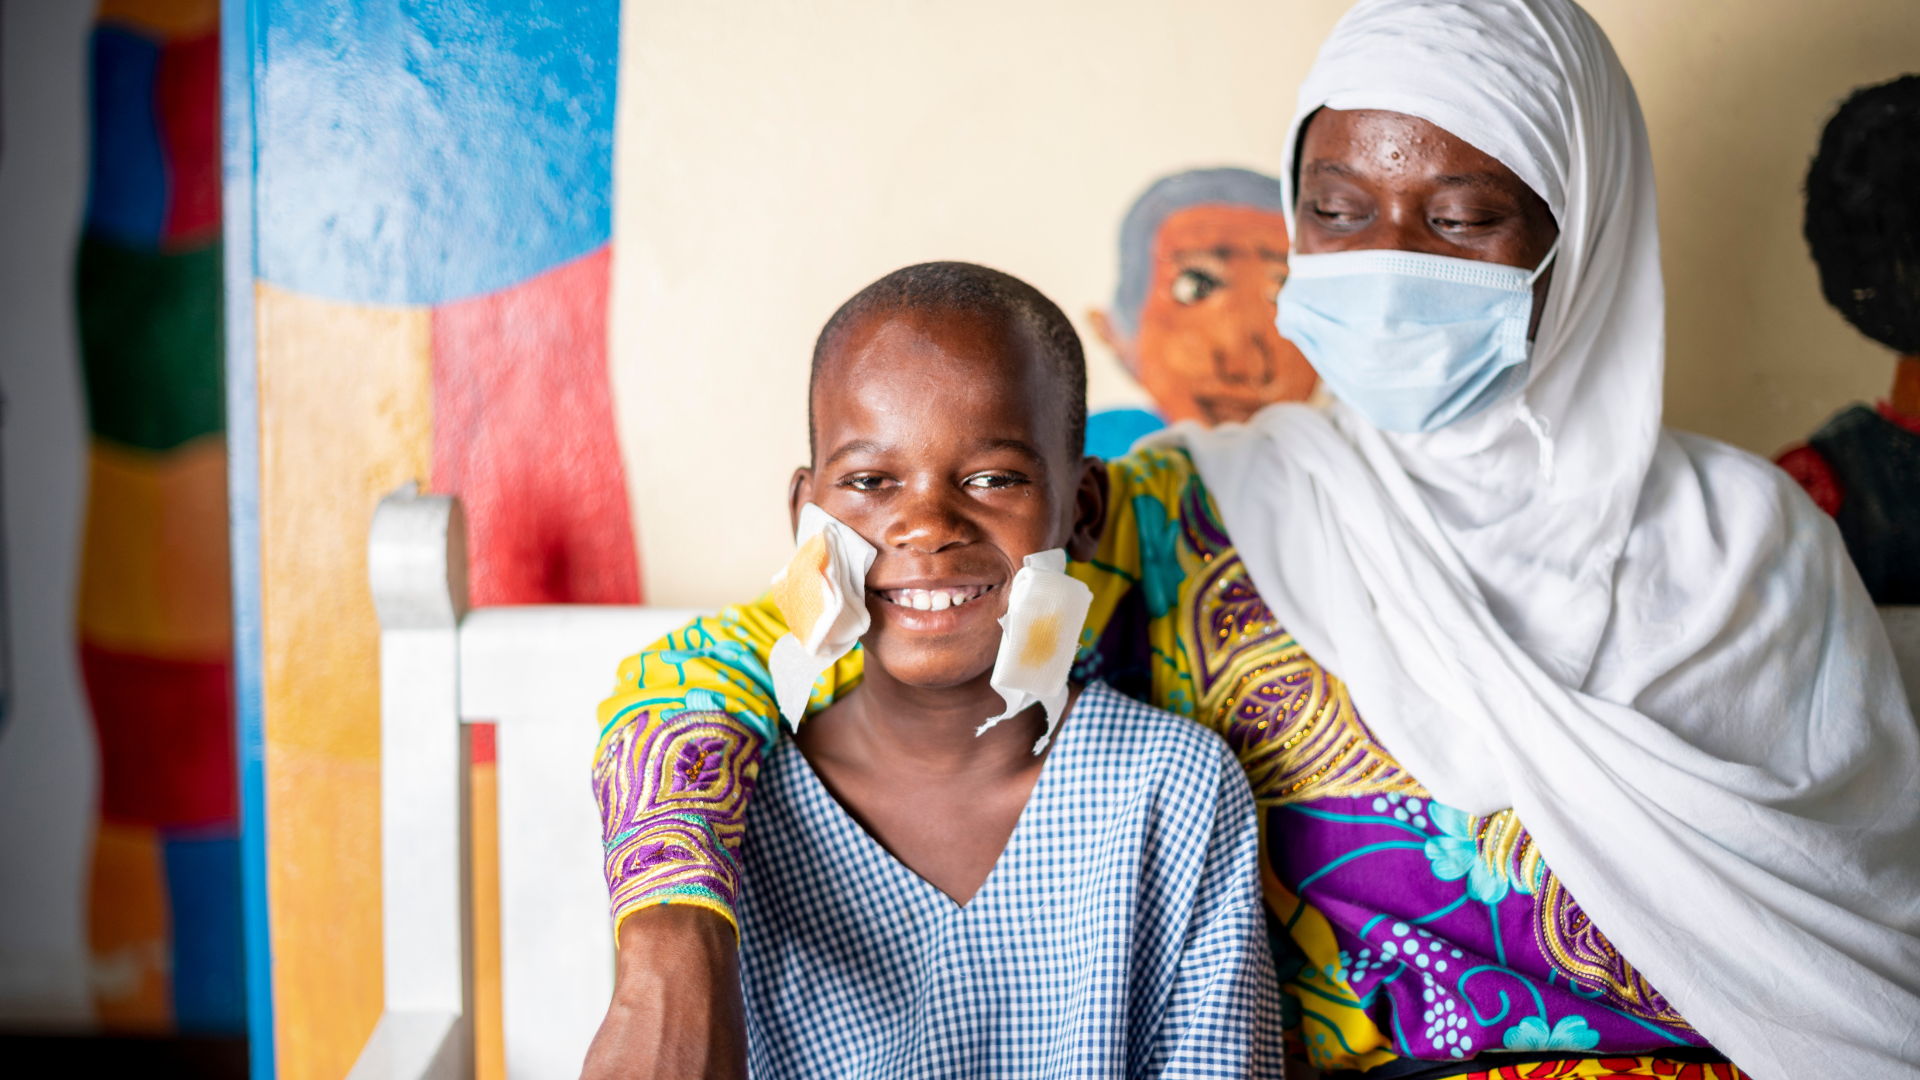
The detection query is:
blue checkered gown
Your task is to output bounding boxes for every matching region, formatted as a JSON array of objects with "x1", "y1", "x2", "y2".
[{"x1": 737, "y1": 680, "x2": 1285, "y2": 1079}]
